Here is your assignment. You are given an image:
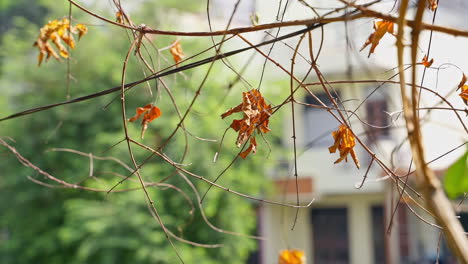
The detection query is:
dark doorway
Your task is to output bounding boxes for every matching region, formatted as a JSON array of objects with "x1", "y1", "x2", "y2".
[{"x1": 311, "y1": 208, "x2": 349, "y2": 264}]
